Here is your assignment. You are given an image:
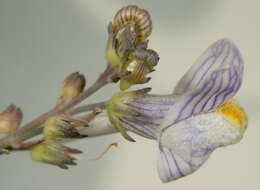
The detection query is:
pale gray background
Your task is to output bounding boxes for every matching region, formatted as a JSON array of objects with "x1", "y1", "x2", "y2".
[{"x1": 0, "y1": 0, "x2": 259, "y2": 190}]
